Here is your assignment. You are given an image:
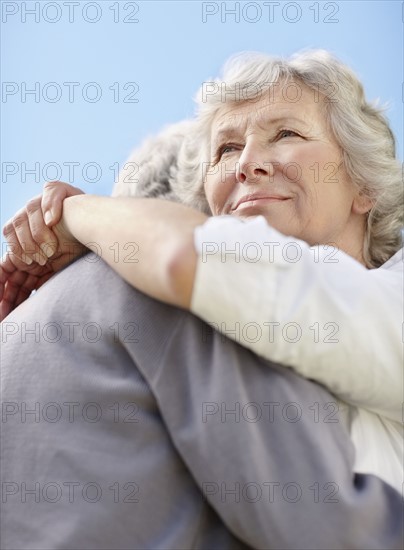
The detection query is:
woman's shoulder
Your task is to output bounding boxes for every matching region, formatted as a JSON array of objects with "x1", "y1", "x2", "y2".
[{"x1": 380, "y1": 246, "x2": 403, "y2": 272}]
